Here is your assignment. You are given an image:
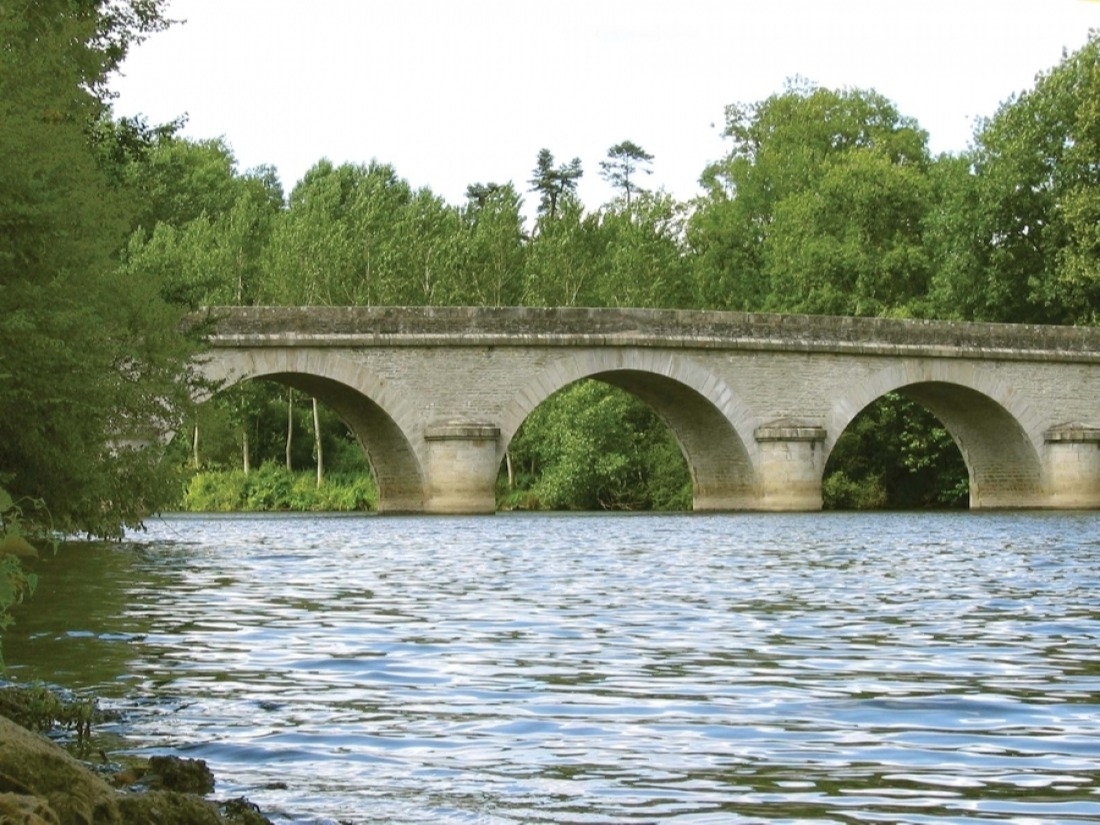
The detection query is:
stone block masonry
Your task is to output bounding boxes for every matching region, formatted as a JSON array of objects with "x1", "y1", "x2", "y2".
[{"x1": 192, "y1": 306, "x2": 1100, "y2": 514}]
